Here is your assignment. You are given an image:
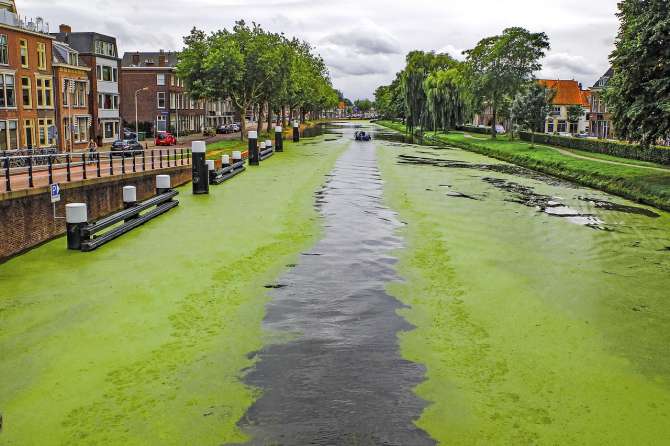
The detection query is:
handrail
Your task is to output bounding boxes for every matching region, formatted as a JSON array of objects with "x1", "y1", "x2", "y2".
[{"x1": 82, "y1": 190, "x2": 179, "y2": 237}]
